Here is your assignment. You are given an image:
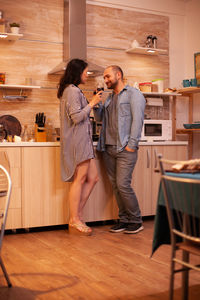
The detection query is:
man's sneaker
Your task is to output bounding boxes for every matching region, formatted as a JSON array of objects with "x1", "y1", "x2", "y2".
[
  {"x1": 124, "y1": 223, "x2": 144, "y2": 234},
  {"x1": 110, "y1": 222, "x2": 127, "y2": 233}
]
